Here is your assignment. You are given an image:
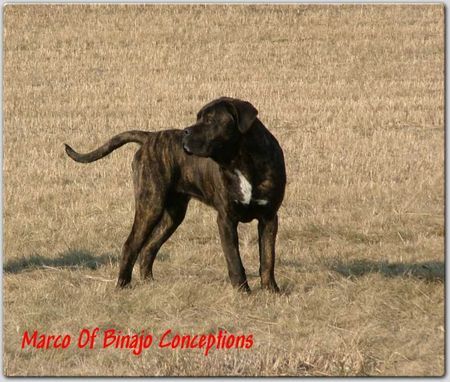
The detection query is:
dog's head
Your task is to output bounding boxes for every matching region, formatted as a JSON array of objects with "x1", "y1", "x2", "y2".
[{"x1": 182, "y1": 97, "x2": 258, "y2": 163}]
